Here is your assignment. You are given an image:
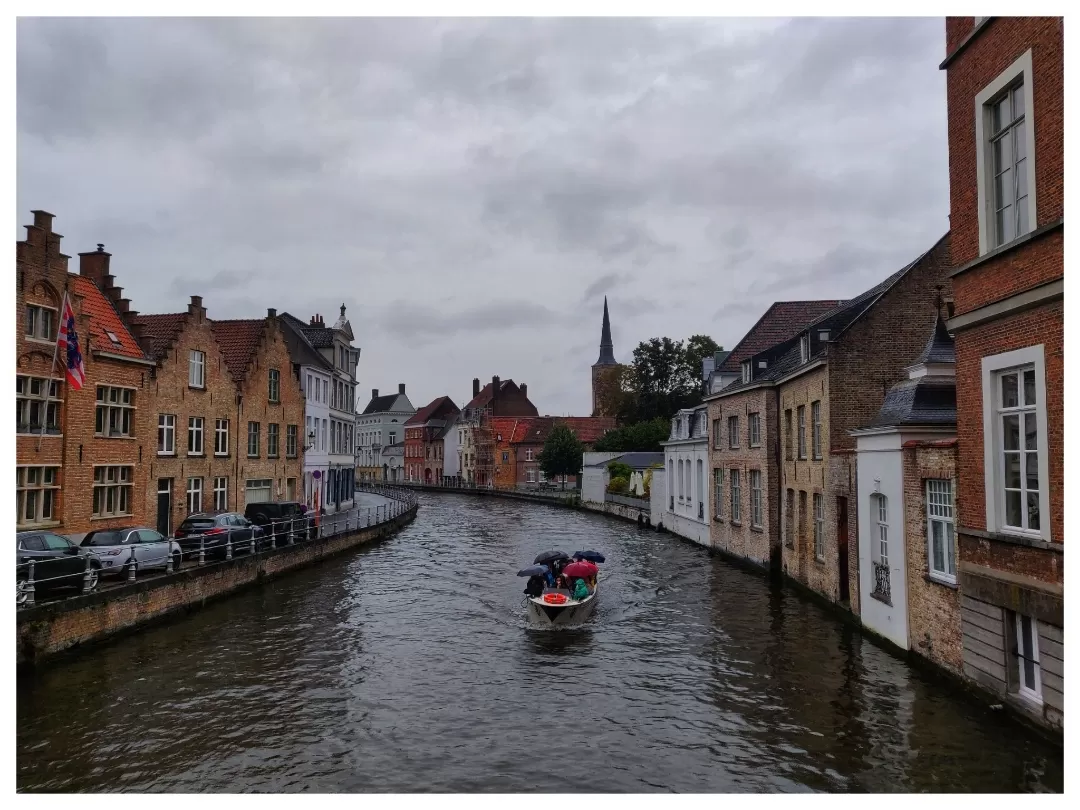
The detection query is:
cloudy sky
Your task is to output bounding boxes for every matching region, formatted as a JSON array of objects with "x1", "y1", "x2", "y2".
[{"x1": 17, "y1": 16, "x2": 948, "y2": 416}]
